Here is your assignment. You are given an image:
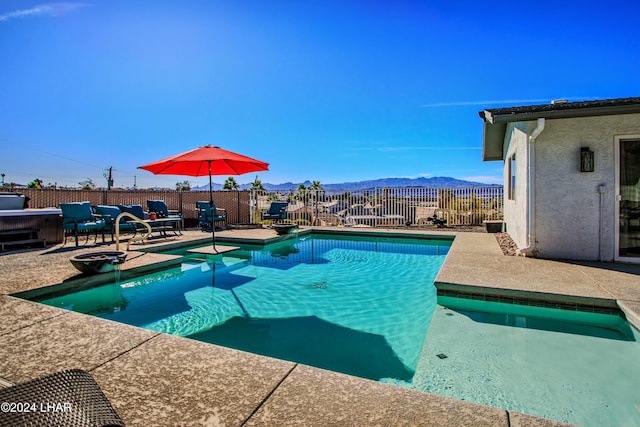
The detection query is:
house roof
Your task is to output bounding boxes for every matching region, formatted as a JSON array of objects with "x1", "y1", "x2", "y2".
[{"x1": 479, "y1": 97, "x2": 640, "y2": 161}]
